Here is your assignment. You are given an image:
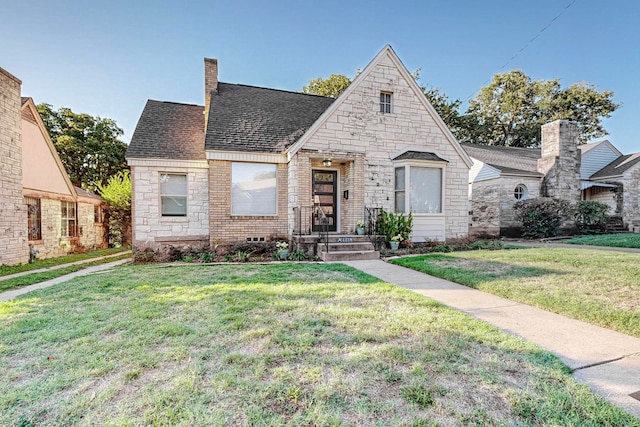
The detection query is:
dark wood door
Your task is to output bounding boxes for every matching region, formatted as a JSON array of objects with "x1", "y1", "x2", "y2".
[{"x1": 312, "y1": 170, "x2": 337, "y2": 232}]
